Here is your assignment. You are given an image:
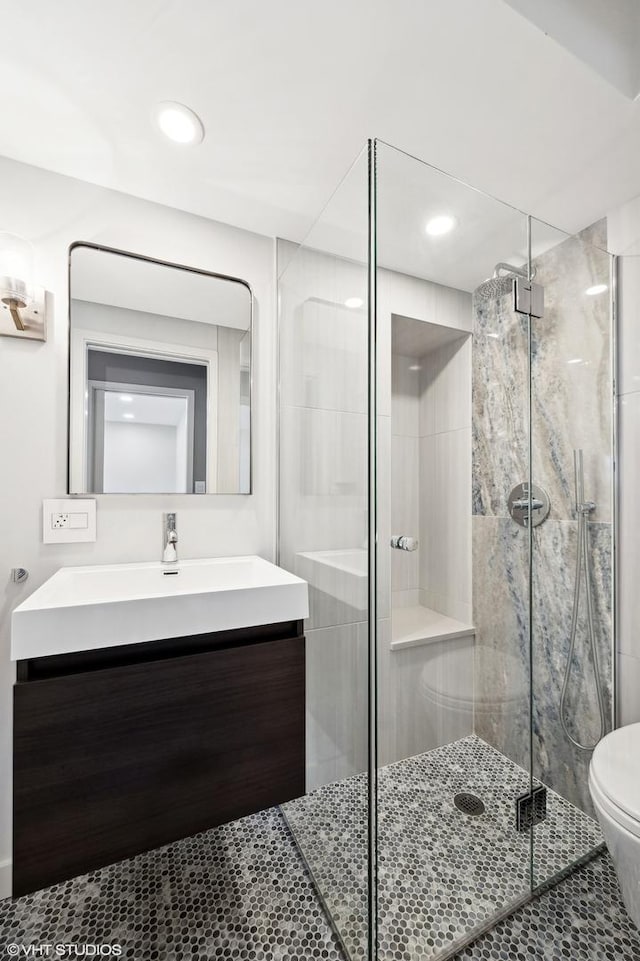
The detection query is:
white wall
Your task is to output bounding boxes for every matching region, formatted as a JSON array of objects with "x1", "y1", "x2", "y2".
[
  {"x1": 607, "y1": 197, "x2": 640, "y2": 727},
  {"x1": 0, "y1": 156, "x2": 276, "y2": 897},
  {"x1": 378, "y1": 274, "x2": 472, "y2": 767},
  {"x1": 103, "y1": 421, "x2": 179, "y2": 494},
  {"x1": 390, "y1": 352, "x2": 421, "y2": 610},
  {"x1": 389, "y1": 330, "x2": 473, "y2": 623},
  {"x1": 418, "y1": 336, "x2": 472, "y2": 624}
]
